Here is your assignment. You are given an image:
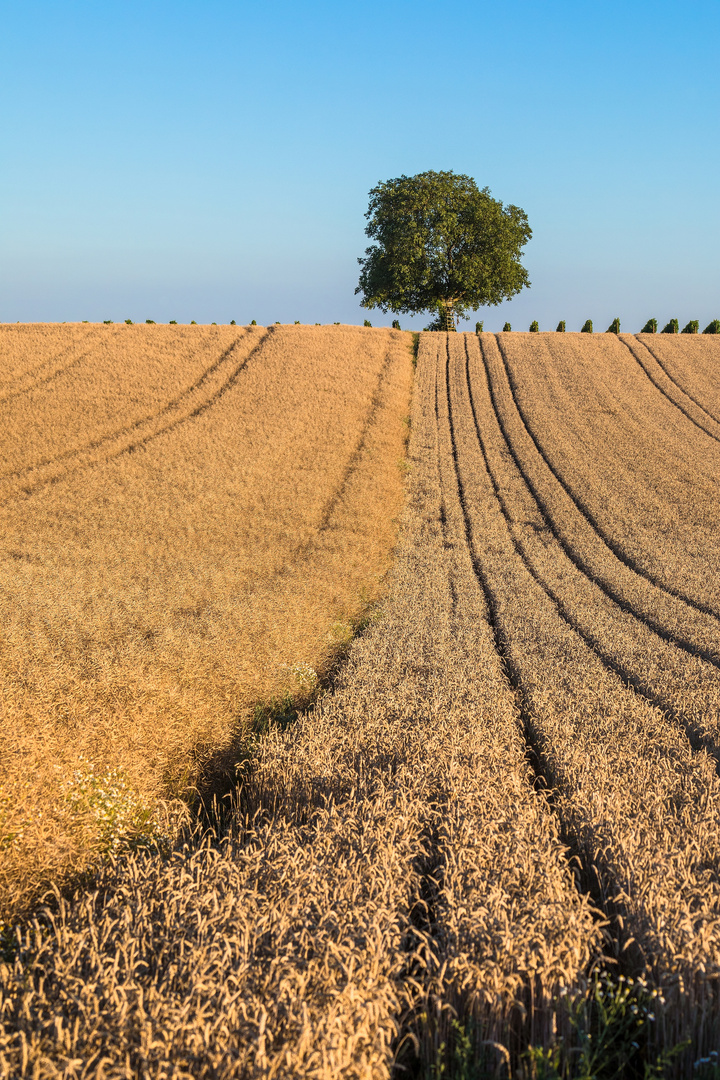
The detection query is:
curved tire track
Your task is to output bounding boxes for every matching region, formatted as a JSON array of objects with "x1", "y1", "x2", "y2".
[
  {"x1": 620, "y1": 335, "x2": 720, "y2": 445},
  {"x1": 494, "y1": 334, "x2": 720, "y2": 621},
  {"x1": 0, "y1": 329, "x2": 271, "y2": 506},
  {"x1": 636, "y1": 336, "x2": 720, "y2": 427}
]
